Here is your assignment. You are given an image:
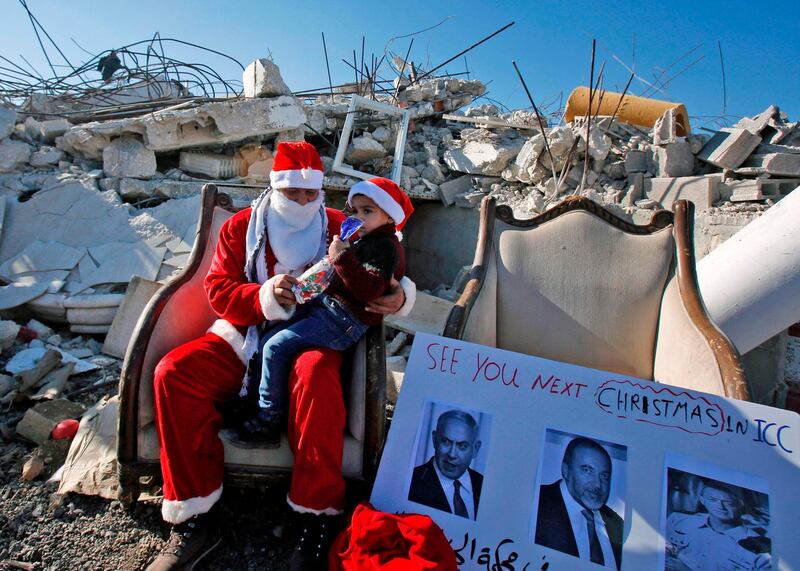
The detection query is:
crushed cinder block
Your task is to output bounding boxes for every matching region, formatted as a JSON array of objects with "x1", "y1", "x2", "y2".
[
  {"x1": 16, "y1": 399, "x2": 87, "y2": 445},
  {"x1": 741, "y1": 153, "x2": 800, "y2": 177},
  {"x1": 653, "y1": 107, "x2": 678, "y2": 145},
  {"x1": 102, "y1": 137, "x2": 157, "y2": 178},
  {"x1": 721, "y1": 179, "x2": 764, "y2": 202},
  {"x1": 645, "y1": 175, "x2": 721, "y2": 210},
  {"x1": 0, "y1": 139, "x2": 32, "y2": 172},
  {"x1": 698, "y1": 129, "x2": 762, "y2": 169},
  {"x1": 243, "y1": 58, "x2": 291, "y2": 98},
  {"x1": 25, "y1": 117, "x2": 71, "y2": 143}
]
